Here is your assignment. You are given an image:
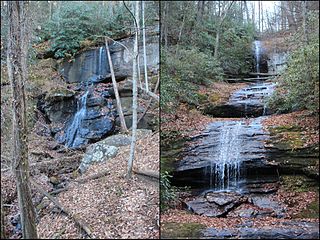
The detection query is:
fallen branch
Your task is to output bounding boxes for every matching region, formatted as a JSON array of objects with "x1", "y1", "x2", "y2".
[
  {"x1": 74, "y1": 170, "x2": 110, "y2": 184},
  {"x1": 249, "y1": 72, "x2": 280, "y2": 76},
  {"x1": 133, "y1": 168, "x2": 159, "y2": 179},
  {"x1": 127, "y1": 79, "x2": 159, "y2": 101},
  {"x1": 30, "y1": 178, "x2": 94, "y2": 238},
  {"x1": 135, "y1": 74, "x2": 160, "y2": 128},
  {"x1": 30, "y1": 155, "x2": 82, "y2": 175}
]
